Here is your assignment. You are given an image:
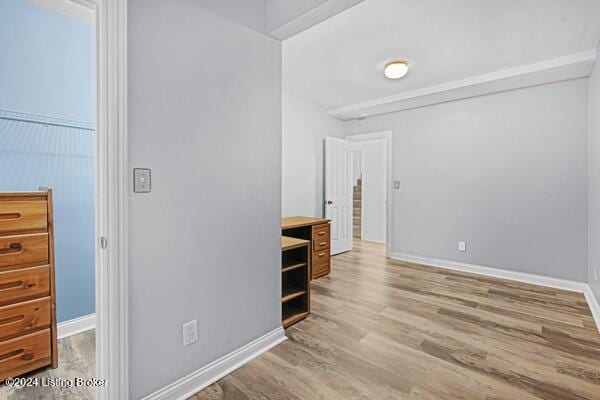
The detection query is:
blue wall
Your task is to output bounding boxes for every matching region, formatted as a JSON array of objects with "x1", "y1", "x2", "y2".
[{"x1": 0, "y1": 0, "x2": 95, "y2": 323}]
